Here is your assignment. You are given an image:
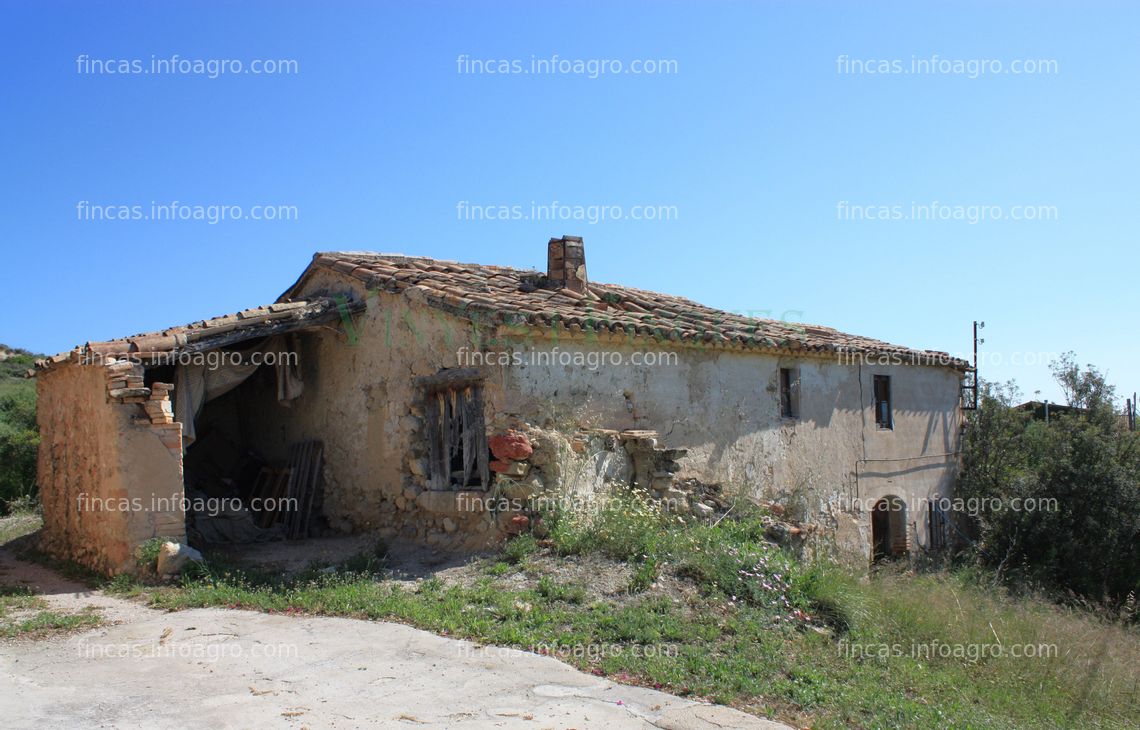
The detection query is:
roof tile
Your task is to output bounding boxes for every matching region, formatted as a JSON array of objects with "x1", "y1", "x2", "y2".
[{"x1": 308, "y1": 252, "x2": 966, "y2": 369}]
